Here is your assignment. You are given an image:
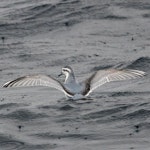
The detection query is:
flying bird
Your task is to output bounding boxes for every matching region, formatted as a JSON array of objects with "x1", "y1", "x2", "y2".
[{"x1": 2, "y1": 66, "x2": 146, "y2": 100}]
